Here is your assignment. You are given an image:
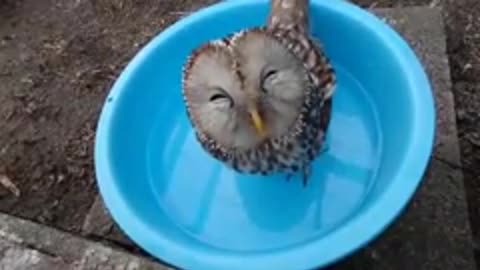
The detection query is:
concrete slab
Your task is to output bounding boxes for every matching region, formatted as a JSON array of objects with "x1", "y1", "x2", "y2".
[
  {"x1": 0, "y1": 213, "x2": 173, "y2": 270},
  {"x1": 82, "y1": 195, "x2": 135, "y2": 247},
  {"x1": 77, "y1": 5, "x2": 475, "y2": 270},
  {"x1": 0, "y1": 240, "x2": 69, "y2": 270},
  {"x1": 329, "y1": 6, "x2": 477, "y2": 270}
]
